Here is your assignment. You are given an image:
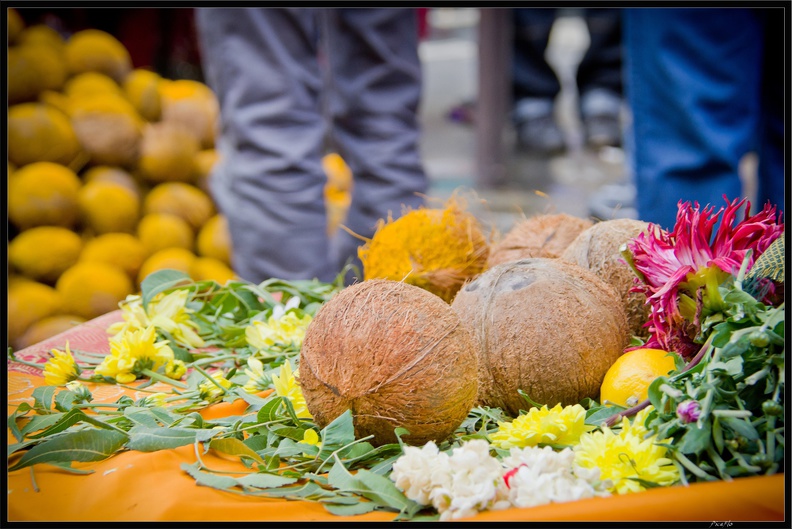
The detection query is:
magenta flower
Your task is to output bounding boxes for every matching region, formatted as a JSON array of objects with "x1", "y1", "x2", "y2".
[
  {"x1": 676, "y1": 400, "x2": 701, "y2": 423},
  {"x1": 626, "y1": 196, "x2": 783, "y2": 359}
]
